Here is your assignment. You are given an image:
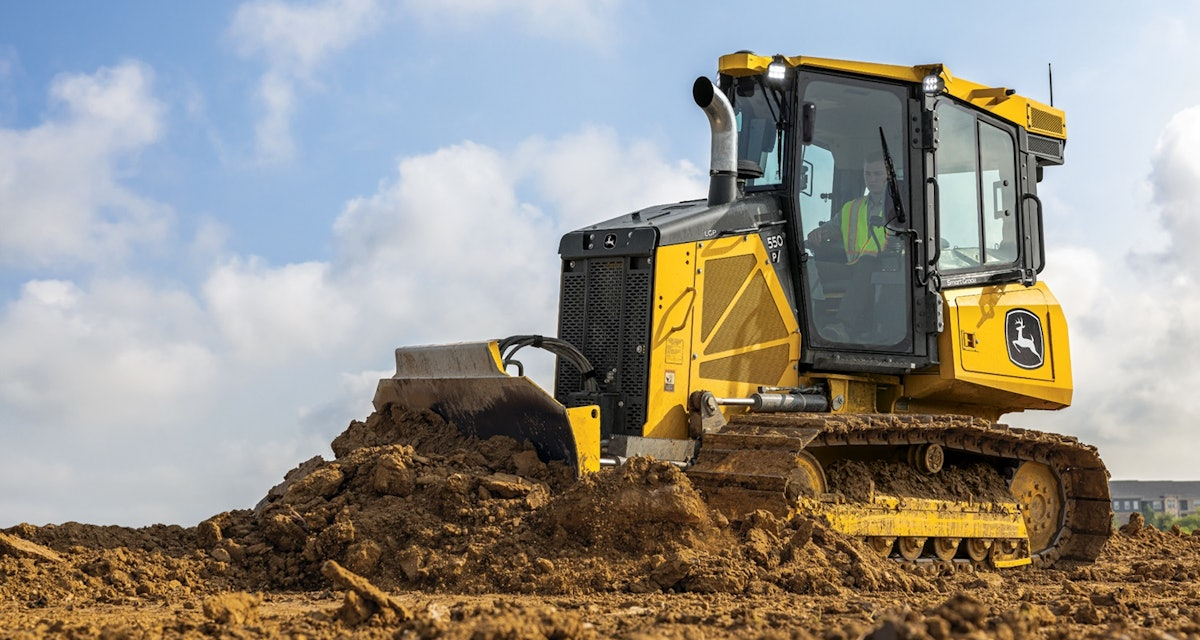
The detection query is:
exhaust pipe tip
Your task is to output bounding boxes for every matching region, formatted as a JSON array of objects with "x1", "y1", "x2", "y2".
[
  {"x1": 693, "y1": 77, "x2": 738, "y2": 207},
  {"x1": 692, "y1": 76, "x2": 717, "y2": 109}
]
